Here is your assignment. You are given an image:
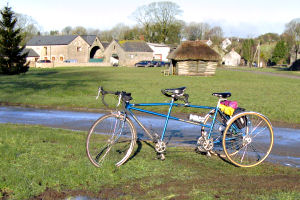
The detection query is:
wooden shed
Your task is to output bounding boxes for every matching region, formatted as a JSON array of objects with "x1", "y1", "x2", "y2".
[{"x1": 167, "y1": 41, "x2": 220, "y2": 76}]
